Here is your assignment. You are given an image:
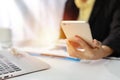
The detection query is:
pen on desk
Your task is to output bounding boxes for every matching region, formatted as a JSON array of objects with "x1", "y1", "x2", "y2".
[{"x1": 28, "y1": 52, "x2": 80, "y2": 62}]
